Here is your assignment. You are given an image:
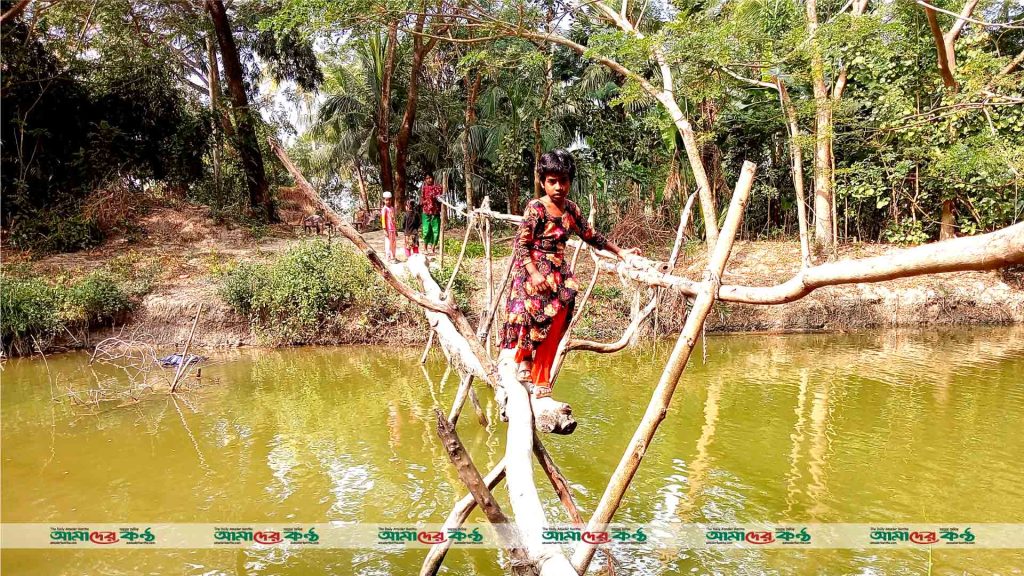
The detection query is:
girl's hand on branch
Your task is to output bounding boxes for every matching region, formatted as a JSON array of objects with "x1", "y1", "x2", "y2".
[{"x1": 620, "y1": 247, "x2": 644, "y2": 267}]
